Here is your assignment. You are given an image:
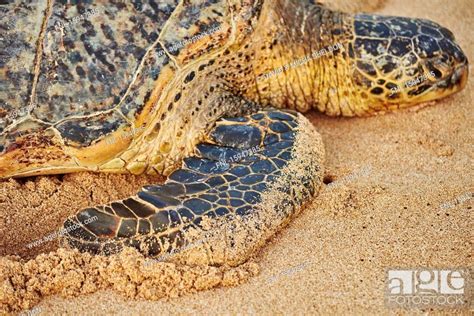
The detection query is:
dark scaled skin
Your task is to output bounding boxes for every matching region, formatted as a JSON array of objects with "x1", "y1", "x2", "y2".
[
  {"x1": 0, "y1": 0, "x2": 468, "y2": 263},
  {"x1": 350, "y1": 13, "x2": 468, "y2": 106}
]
